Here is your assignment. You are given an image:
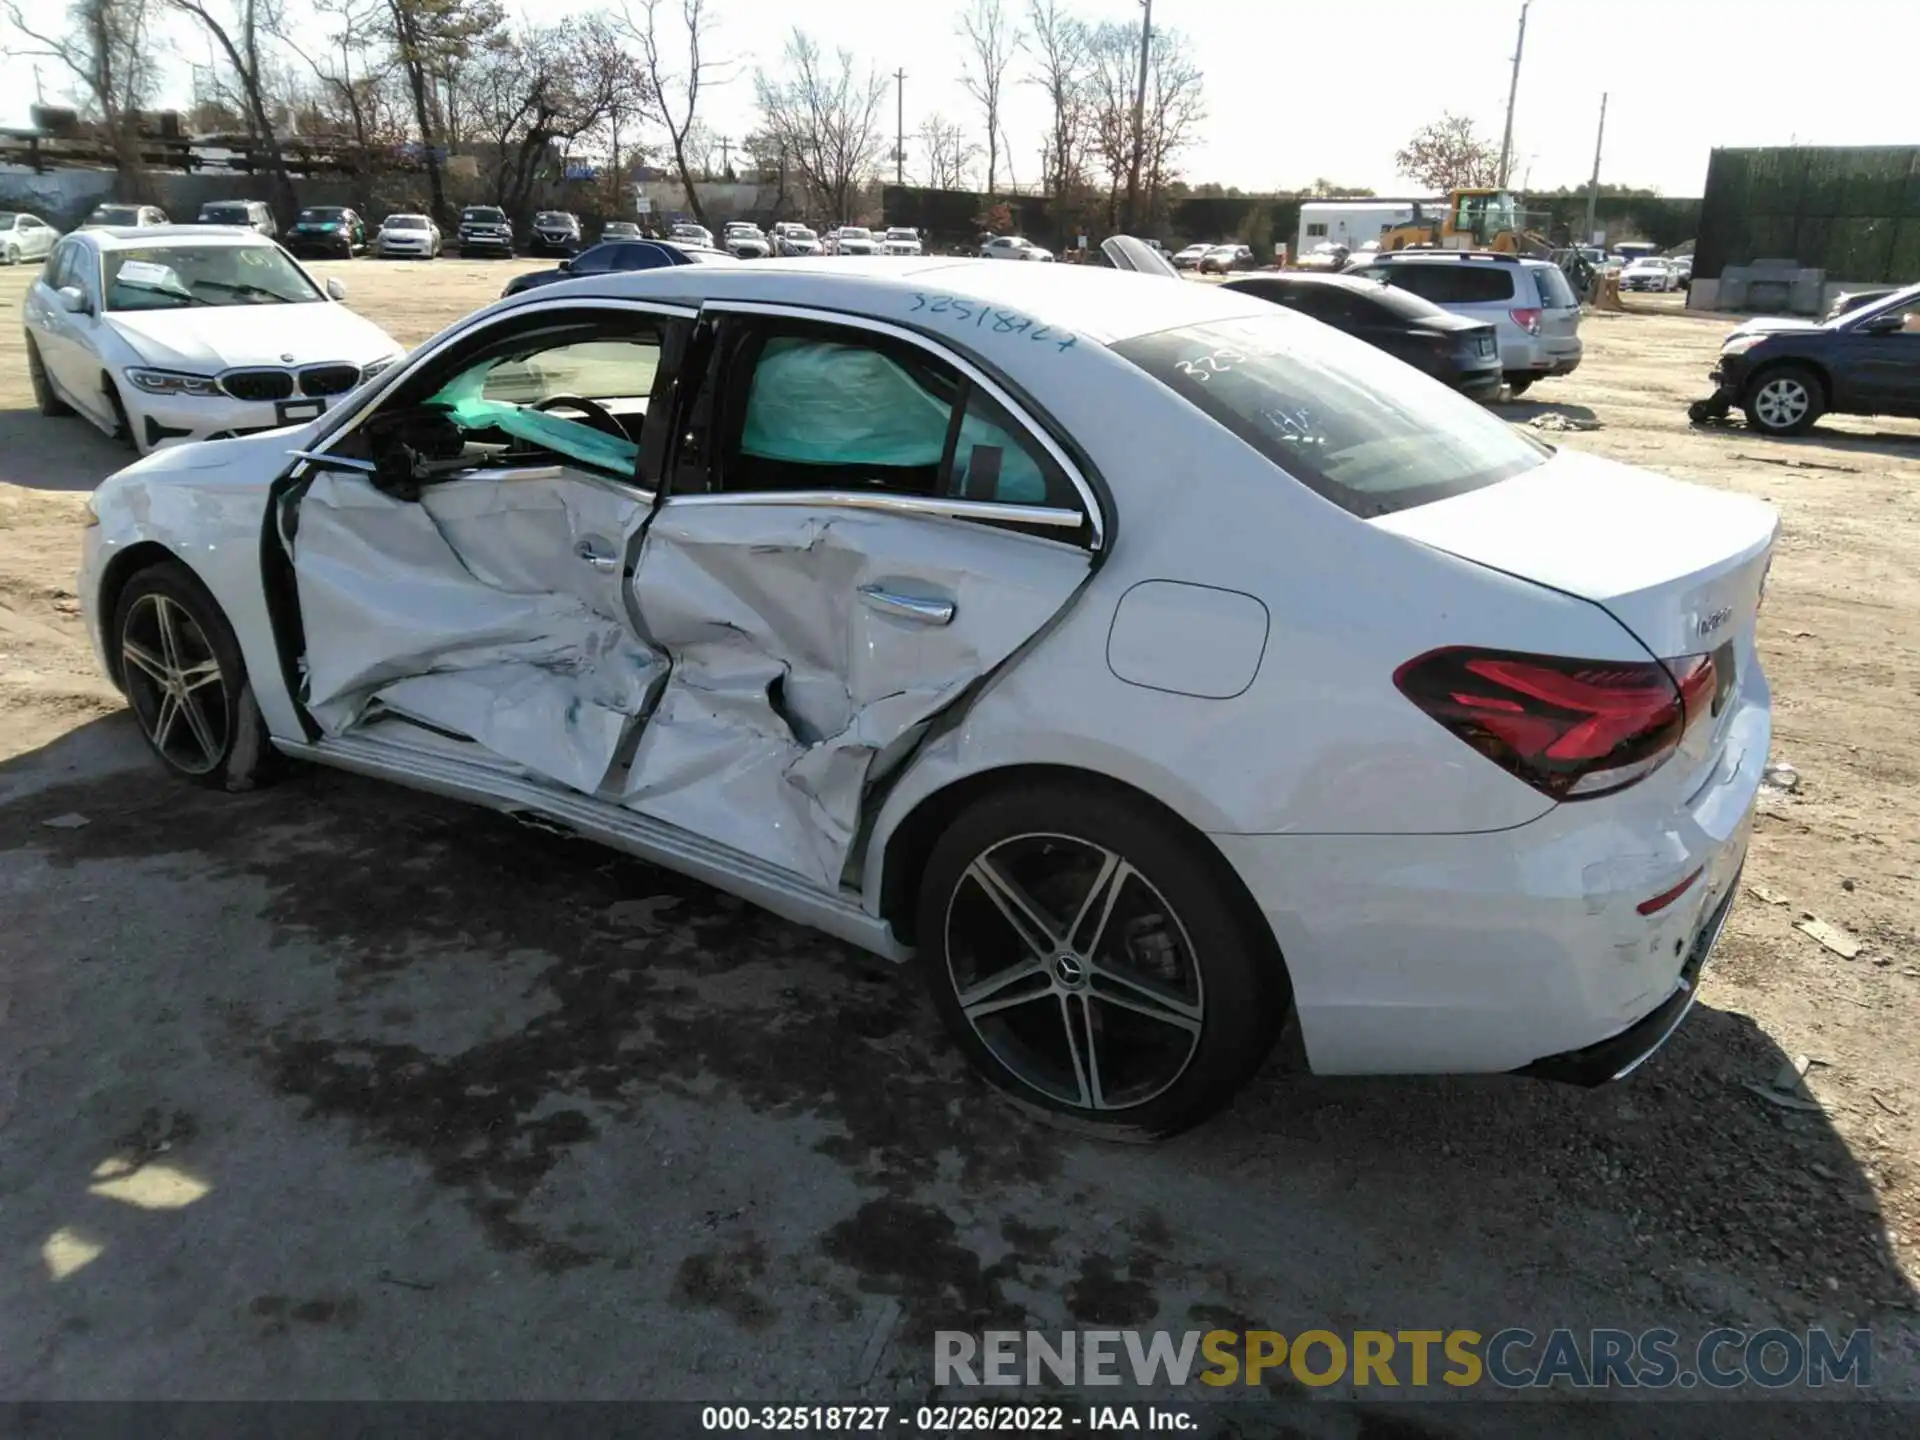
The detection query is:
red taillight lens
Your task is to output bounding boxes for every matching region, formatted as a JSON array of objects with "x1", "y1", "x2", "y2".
[
  {"x1": 1509, "y1": 307, "x2": 1543, "y2": 334},
  {"x1": 1394, "y1": 647, "x2": 1717, "y2": 801}
]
